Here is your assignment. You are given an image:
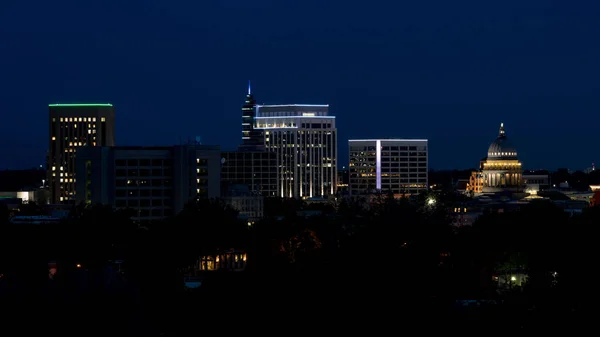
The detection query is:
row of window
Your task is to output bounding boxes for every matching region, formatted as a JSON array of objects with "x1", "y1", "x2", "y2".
[
  {"x1": 115, "y1": 159, "x2": 172, "y2": 167},
  {"x1": 115, "y1": 179, "x2": 172, "y2": 187},
  {"x1": 350, "y1": 146, "x2": 426, "y2": 151},
  {"x1": 53, "y1": 117, "x2": 105, "y2": 123},
  {"x1": 116, "y1": 169, "x2": 173, "y2": 177},
  {"x1": 115, "y1": 199, "x2": 172, "y2": 207},
  {"x1": 115, "y1": 189, "x2": 172, "y2": 197},
  {"x1": 351, "y1": 178, "x2": 428, "y2": 183},
  {"x1": 351, "y1": 189, "x2": 425, "y2": 195}
]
